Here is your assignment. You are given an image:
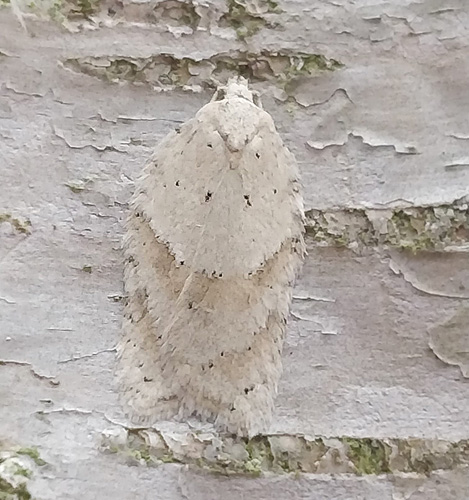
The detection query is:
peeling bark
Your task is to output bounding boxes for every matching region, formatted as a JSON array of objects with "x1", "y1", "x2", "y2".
[{"x1": 1, "y1": 0, "x2": 469, "y2": 497}]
